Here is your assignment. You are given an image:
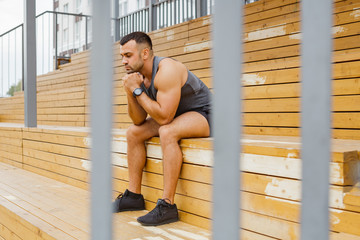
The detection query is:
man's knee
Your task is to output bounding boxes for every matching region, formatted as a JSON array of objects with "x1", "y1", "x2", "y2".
[
  {"x1": 158, "y1": 124, "x2": 178, "y2": 144},
  {"x1": 126, "y1": 124, "x2": 143, "y2": 143}
]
